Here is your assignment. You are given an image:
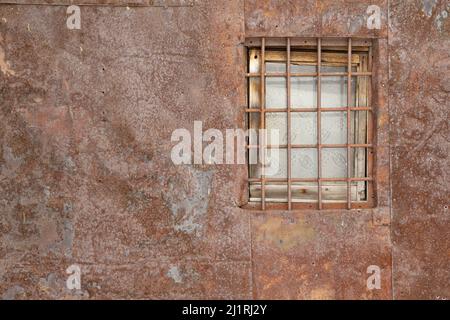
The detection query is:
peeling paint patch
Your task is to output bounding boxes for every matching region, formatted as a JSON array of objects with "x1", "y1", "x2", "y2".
[
  {"x1": 2, "y1": 285, "x2": 25, "y2": 300},
  {"x1": 435, "y1": 9, "x2": 448, "y2": 31},
  {"x1": 0, "y1": 33, "x2": 15, "y2": 76},
  {"x1": 167, "y1": 265, "x2": 183, "y2": 283},
  {"x1": 63, "y1": 219, "x2": 74, "y2": 257},
  {"x1": 164, "y1": 167, "x2": 213, "y2": 237},
  {"x1": 422, "y1": 0, "x2": 438, "y2": 17},
  {"x1": 0, "y1": 46, "x2": 15, "y2": 77},
  {"x1": 246, "y1": 9, "x2": 265, "y2": 30}
]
